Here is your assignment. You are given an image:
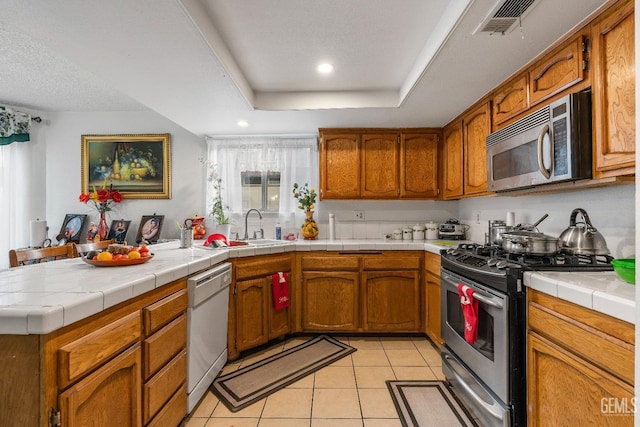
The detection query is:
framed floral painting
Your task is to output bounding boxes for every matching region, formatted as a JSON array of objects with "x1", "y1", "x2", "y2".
[{"x1": 81, "y1": 134, "x2": 171, "y2": 199}]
